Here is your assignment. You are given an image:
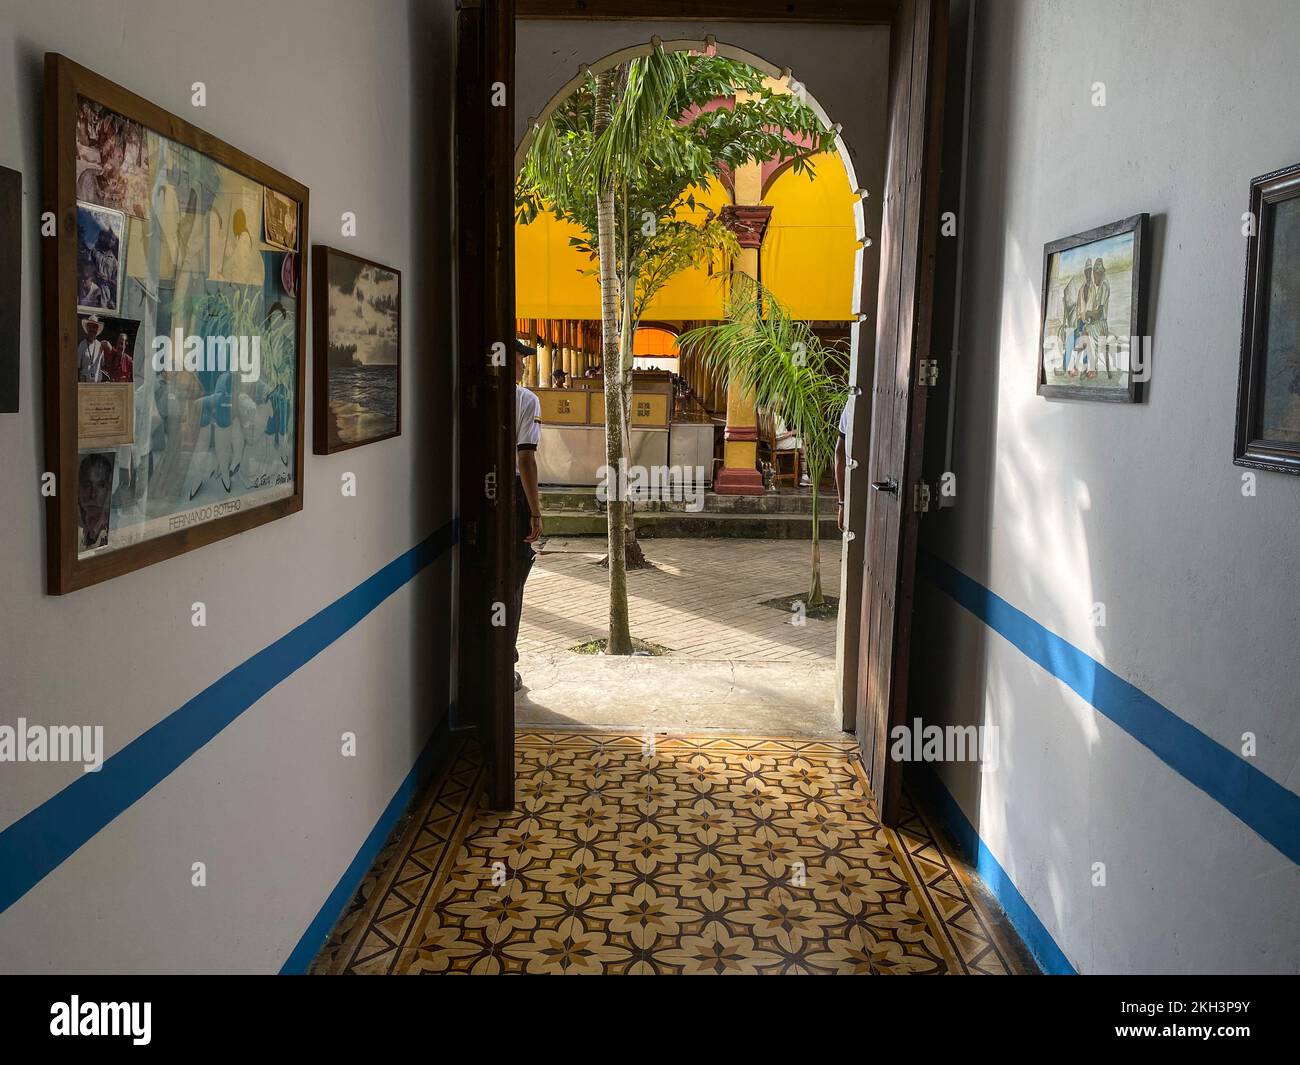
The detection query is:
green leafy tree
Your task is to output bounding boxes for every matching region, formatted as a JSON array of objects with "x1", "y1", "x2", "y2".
[
  {"x1": 517, "y1": 47, "x2": 835, "y2": 652},
  {"x1": 680, "y1": 273, "x2": 846, "y2": 608}
]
